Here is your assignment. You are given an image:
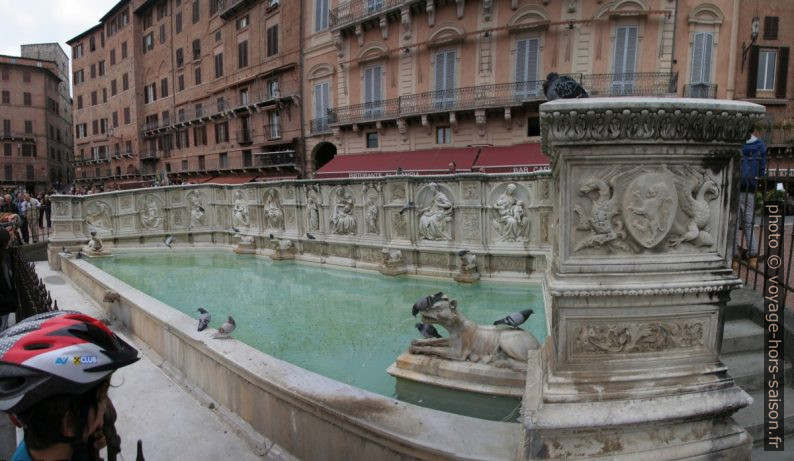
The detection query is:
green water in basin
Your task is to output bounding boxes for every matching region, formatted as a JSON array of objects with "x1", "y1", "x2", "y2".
[{"x1": 88, "y1": 251, "x2": 546, "y2": 421}]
